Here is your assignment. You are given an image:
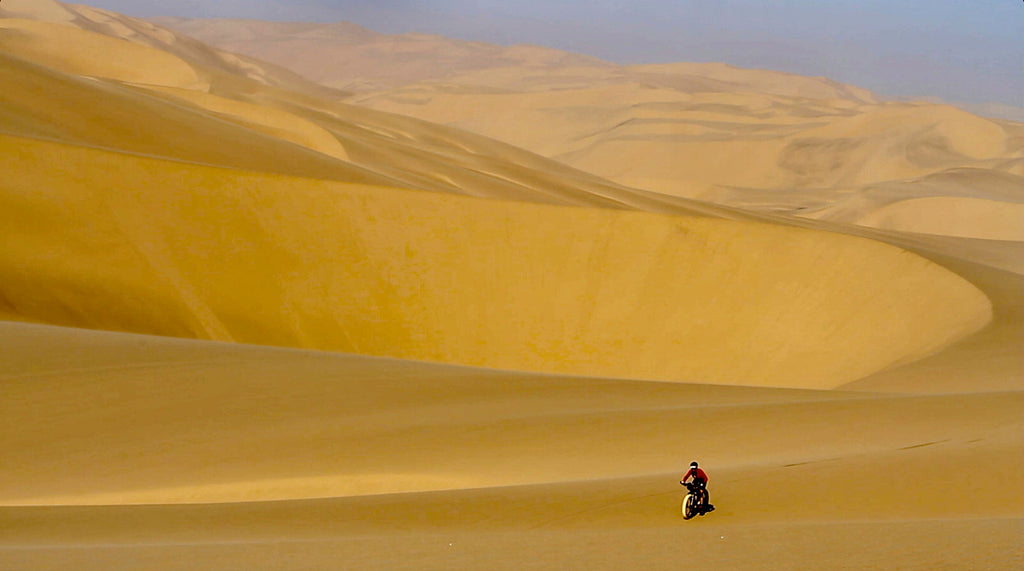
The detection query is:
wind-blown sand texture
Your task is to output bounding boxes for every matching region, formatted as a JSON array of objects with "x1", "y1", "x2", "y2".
[{"x1": 1, "y1": 2, "x2": 1022, "y2": 569}]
